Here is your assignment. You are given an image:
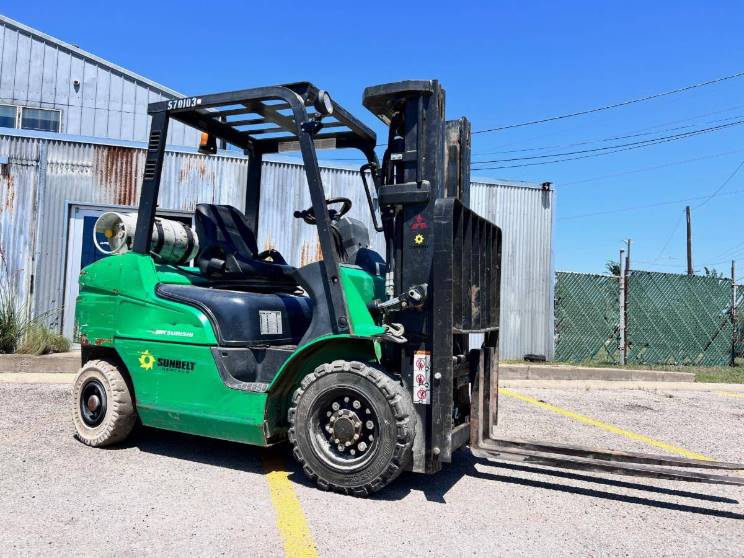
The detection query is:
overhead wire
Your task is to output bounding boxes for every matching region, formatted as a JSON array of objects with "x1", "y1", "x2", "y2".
[
  {"x1": 651, "y1": 210, "x2": 685, "y2": 263},
  {"x1": 472, "y1": 119, "x2": 744, "y2": 165},
  {"x1": 557, "y1": 188, "x2": 744, "y2": 221},
  {"x1": 472, "y1": 69, "x2": 744, "y2": 134},
  {"x1": 559, "y1": 148, "x2": 744, "y2": 187},
  {"x1": 694, "y1": 158, "x2": 744, "y2": 208},
  {"x1": 471, "y1": 120, "x2": 744, "y2": 170},
  {"x1": 474, "y1": 113, "x2": 744, "y2": 156}
]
